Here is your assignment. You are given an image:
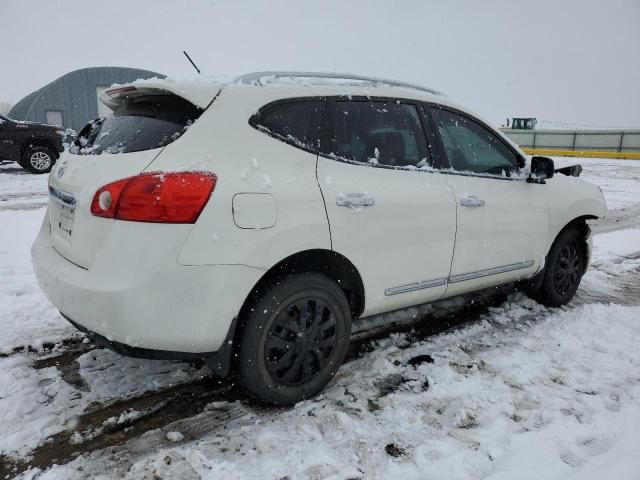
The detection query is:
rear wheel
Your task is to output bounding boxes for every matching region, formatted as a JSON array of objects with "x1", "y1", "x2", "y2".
[
  {"x1": 22, "y1": 146, "x2": 55, "y2": 174},
  {"x1": 237, "y1": 272, "x2": 351, "y2": 405},
  {"x1": 530, "y1": 227, "x2": 587, "y2": 307}
]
